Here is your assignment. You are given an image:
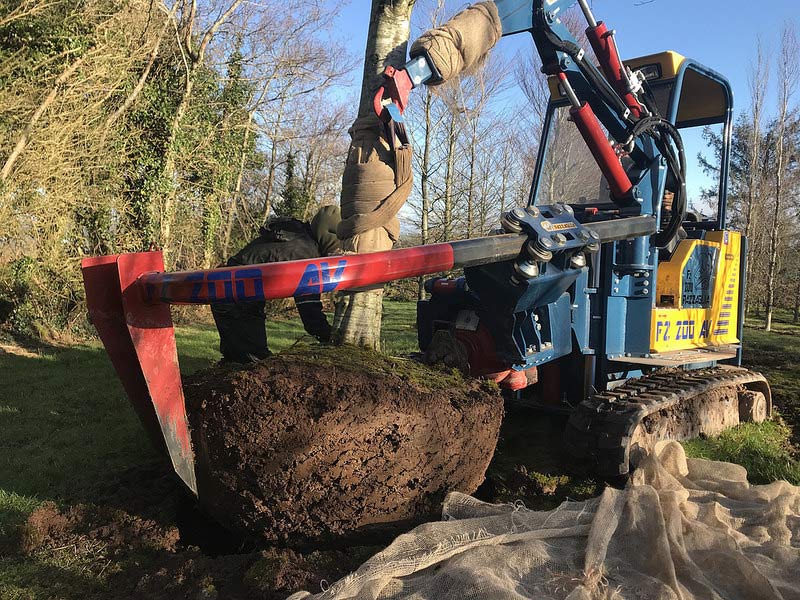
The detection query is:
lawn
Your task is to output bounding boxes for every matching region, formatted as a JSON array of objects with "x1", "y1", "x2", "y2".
[
  {"x1": 682, "y1": 309, "x2": 800, "y2": 484},
  {"x1": 0, "y1": 299, "x2": 419, "y2": 502},
  {"x1": 1, "y1": 300, "x2": 799, "y2": 597},
  {"x1": 0, "y1": 300, "x2": 419, "y2": 598}
]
